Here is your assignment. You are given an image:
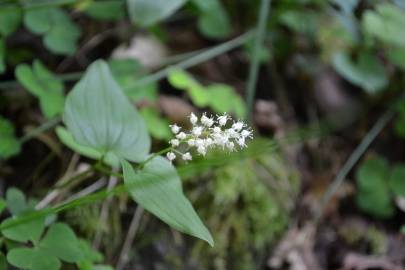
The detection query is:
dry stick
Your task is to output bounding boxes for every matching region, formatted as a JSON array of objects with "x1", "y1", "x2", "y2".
[
  {"x1": 116, "y1": 207, "x2": 144, "y2": 270},
  {"x1": 36, "y1": 165, "x2": 94, "y2": 209},
  {"x1": 66, "y1": 178, "x2": 107, "y2": 202},
  {"x1": 314, "y1": 110, "x2": 395, "y2": 224},
  {"x1": 93, "y1": 173, "x2": 118, "y2": 249}
]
